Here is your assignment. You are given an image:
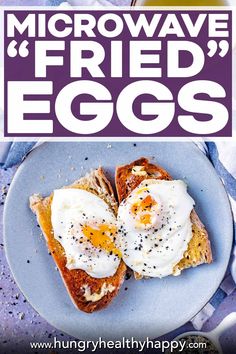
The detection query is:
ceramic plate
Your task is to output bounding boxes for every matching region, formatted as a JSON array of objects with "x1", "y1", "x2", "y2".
[{"x1": 4, "y1": 142, "x2": 233, "y2": 340}]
